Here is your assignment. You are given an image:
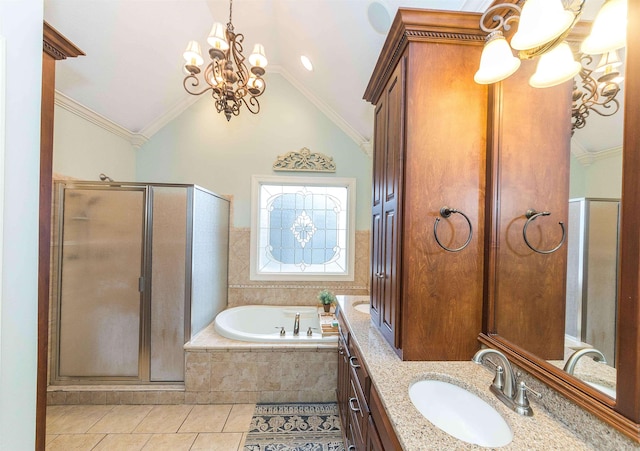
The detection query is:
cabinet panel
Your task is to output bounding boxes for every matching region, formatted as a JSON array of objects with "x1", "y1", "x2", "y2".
[
  {"x1": 367, "y1": 25, "x2": 486, "y2": 360},
  {"x1": 489, "y1": 59, "x2": 571, "y2": 360},
  {"x1": 370, "y1": 57, "x2": 405, "y2": 353}
]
